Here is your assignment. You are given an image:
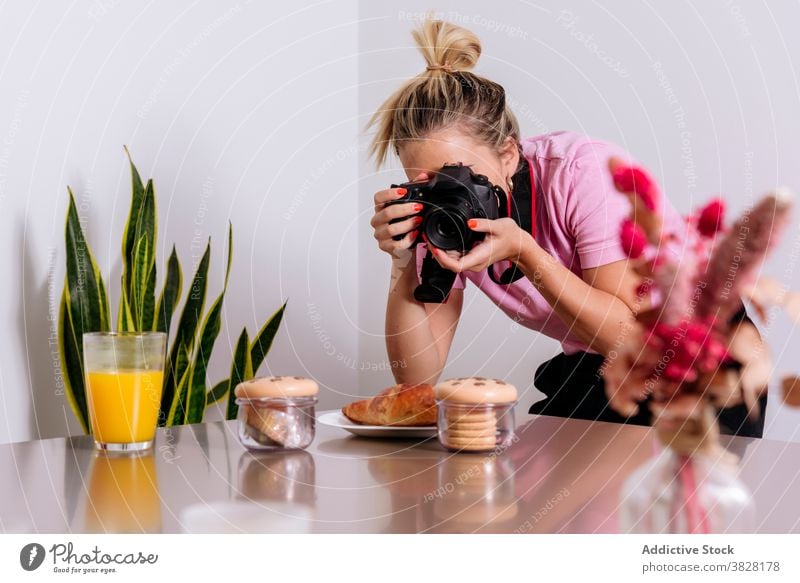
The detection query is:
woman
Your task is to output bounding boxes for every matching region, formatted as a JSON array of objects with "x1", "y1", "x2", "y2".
[{"x1": 368, "y1": 19, "x2": 766, "y2": 437}]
